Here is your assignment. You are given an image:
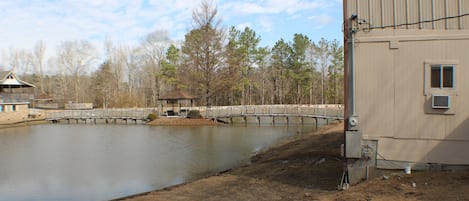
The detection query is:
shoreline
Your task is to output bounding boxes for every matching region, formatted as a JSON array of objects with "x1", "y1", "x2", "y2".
[
  {"x1": 114, "y1": 121, "x2": 345, "y2": 201},
  {"x1": 0, "y1": 118, "x2": 48, "y2": 129}
]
